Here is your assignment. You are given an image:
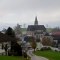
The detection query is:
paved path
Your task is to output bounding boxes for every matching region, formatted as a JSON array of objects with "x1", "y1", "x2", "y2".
[
  {"x1": 27, "y1": 50, "x2": 48, "y2": 60},
  {"x1": 31, "y1": 55, "x2": 48, "y2": 60}
]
